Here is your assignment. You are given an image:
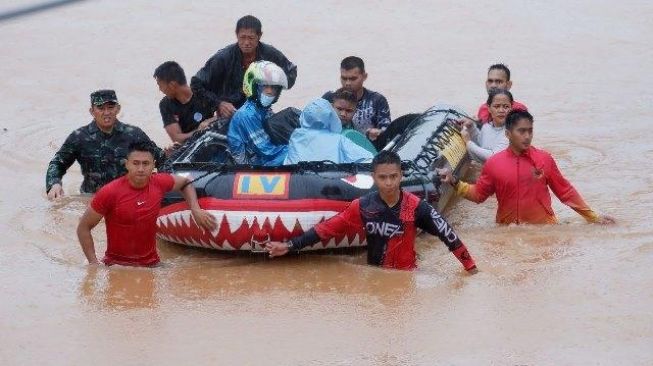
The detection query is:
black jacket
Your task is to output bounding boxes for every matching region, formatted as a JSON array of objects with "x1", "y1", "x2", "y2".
[{"x1": 190, "y1": 42, "x2": 297, "y2": 110}]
